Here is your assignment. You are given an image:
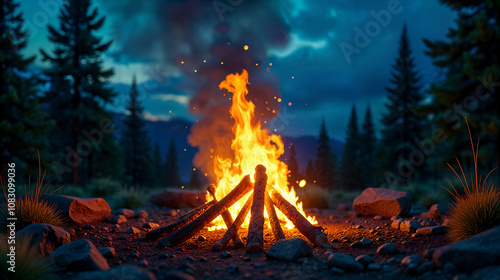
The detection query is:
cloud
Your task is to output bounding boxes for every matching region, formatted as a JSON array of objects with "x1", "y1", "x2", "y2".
[
  {"x1": 143, "y1": 111, "x2": 173, "y2": 122},
  {"x1": 151, "y1": 94, "x2": 189, "y2": 106}
]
